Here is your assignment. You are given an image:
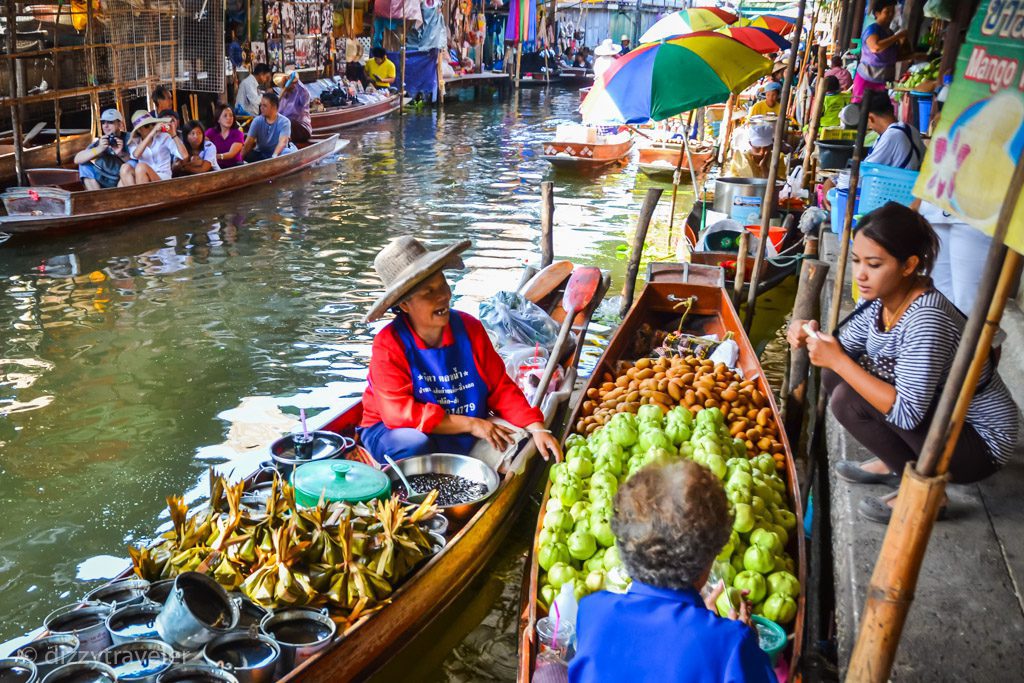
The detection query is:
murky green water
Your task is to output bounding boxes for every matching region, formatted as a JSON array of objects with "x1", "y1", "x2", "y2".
[{"x1": 0, "y1": 86, "x2": 793, "y2": 678}]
